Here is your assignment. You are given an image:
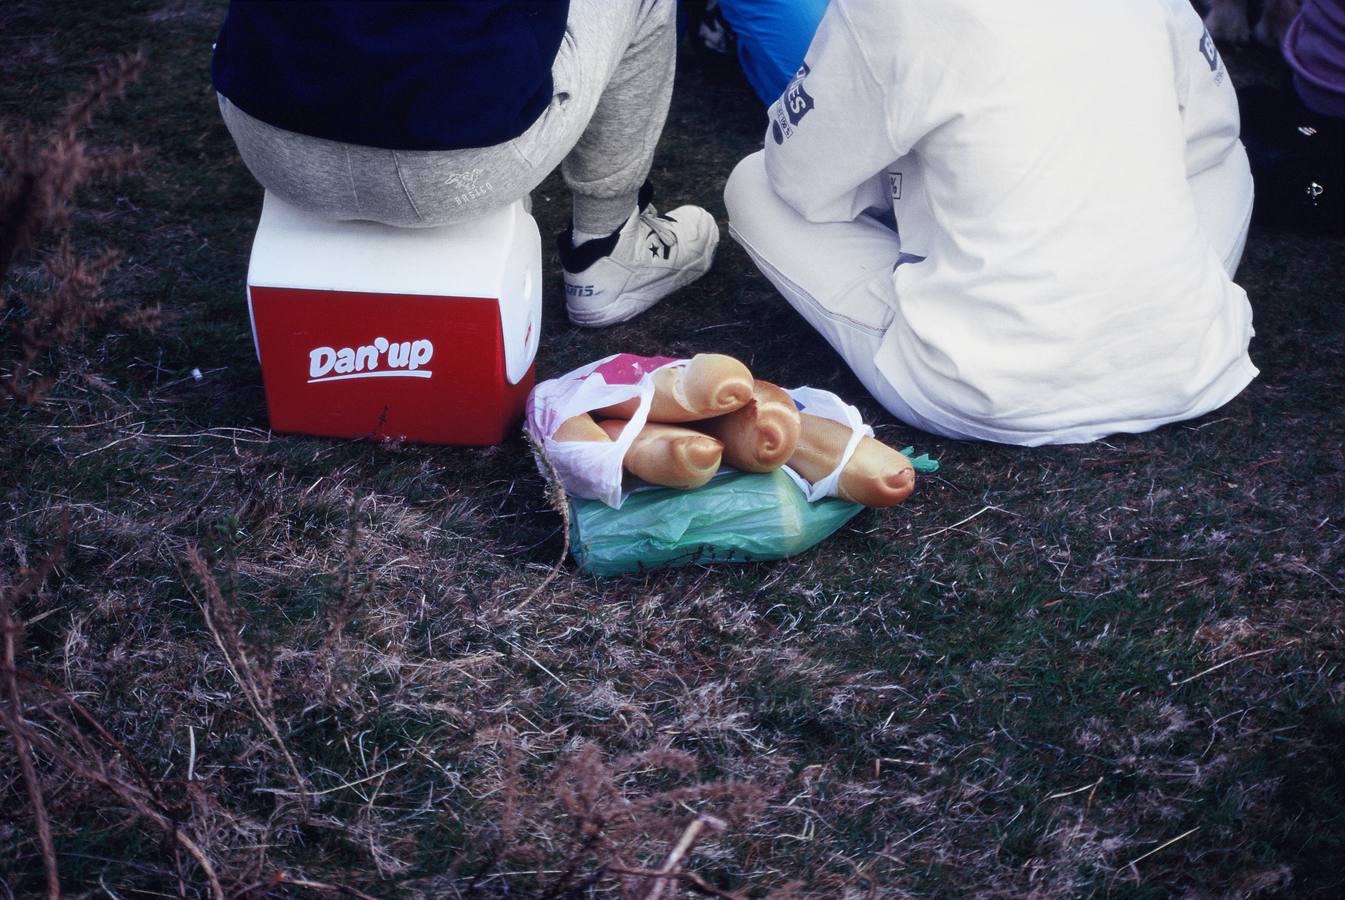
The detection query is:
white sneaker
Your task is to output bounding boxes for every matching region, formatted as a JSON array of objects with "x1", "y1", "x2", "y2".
[{"x1": 561, "y1": 204, "x2": 720, "y2": 328}]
